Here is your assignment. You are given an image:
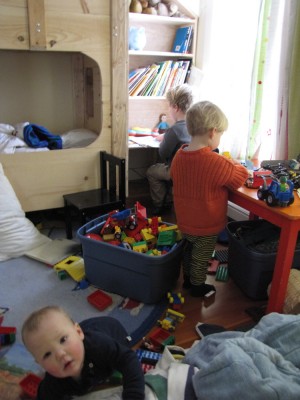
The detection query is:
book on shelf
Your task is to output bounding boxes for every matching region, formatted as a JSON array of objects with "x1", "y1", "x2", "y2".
[
  {"x1": 172, "y1": 26, "x2": 193, "y2": 54},
  {"x1": 139, "y1": 71, "x2": 159, "y2": 96},
  {"x1": 162, "y1": 60, "x2": 179, "y2": 96},
  {"x1": 151, "y1": 60, "x2": 172, "y2": 97},
  {"x1": 177, "y1": 59, "x2": 191, "y2": 86},
  {"x1": 156, "y1": 60, "x2": 174, "y2": 97},
  {"x1": 130, "y1": 64, "x2": 160, "y2": 96},
  {"x1": 145, "y1": 61, "x2": 166, "y2": 96},
  {"x1": 171, "y1": 60, "x2": 191, "y2": 88},
  {"x1": 129, "y1": 66, "x2": 150, "y2": 95},
  {"x1": 129, "y1": 67, "x2": 148, "y2": 89},
  {"x1": 128, "y1": 59, "x2": 192, "y2": 98},
  {"x1": 185, "y1": 28, "x2": 194, "y2": 54}
]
